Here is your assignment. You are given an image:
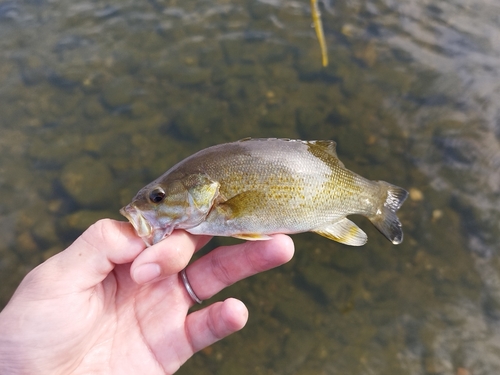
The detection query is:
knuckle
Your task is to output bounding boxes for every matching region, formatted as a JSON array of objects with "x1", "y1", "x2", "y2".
[{"x1": 210, "y1": 253, "x2": 233, "y2": 287}]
